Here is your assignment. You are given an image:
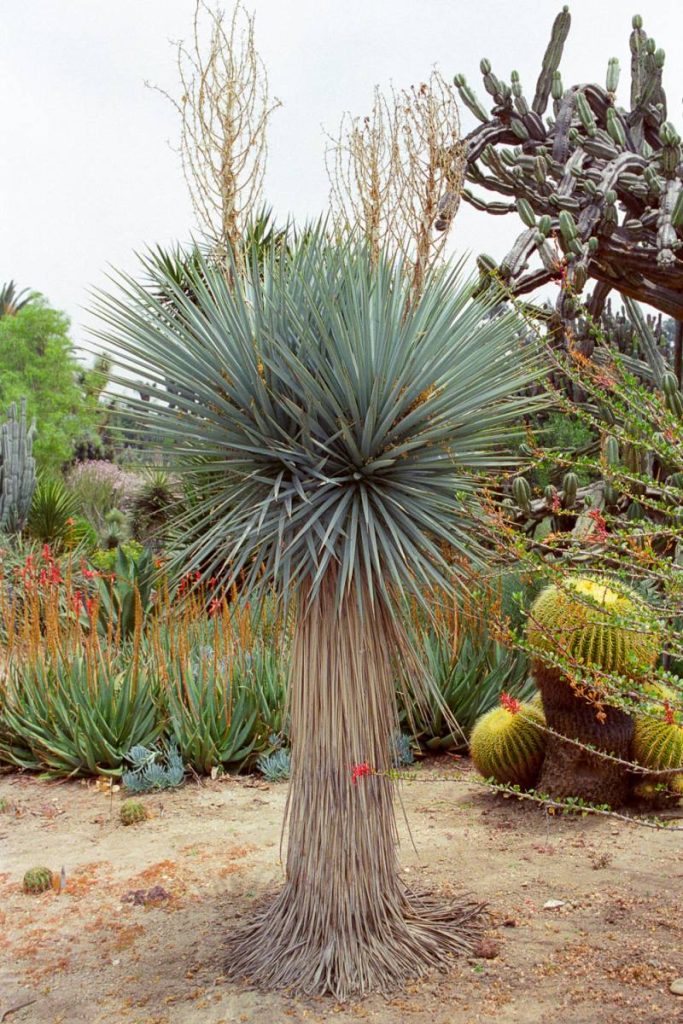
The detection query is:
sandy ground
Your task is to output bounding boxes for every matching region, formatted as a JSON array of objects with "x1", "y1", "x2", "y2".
[{"x1": 1, "y1": 760, "x2": 682, "y2": 1024}]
